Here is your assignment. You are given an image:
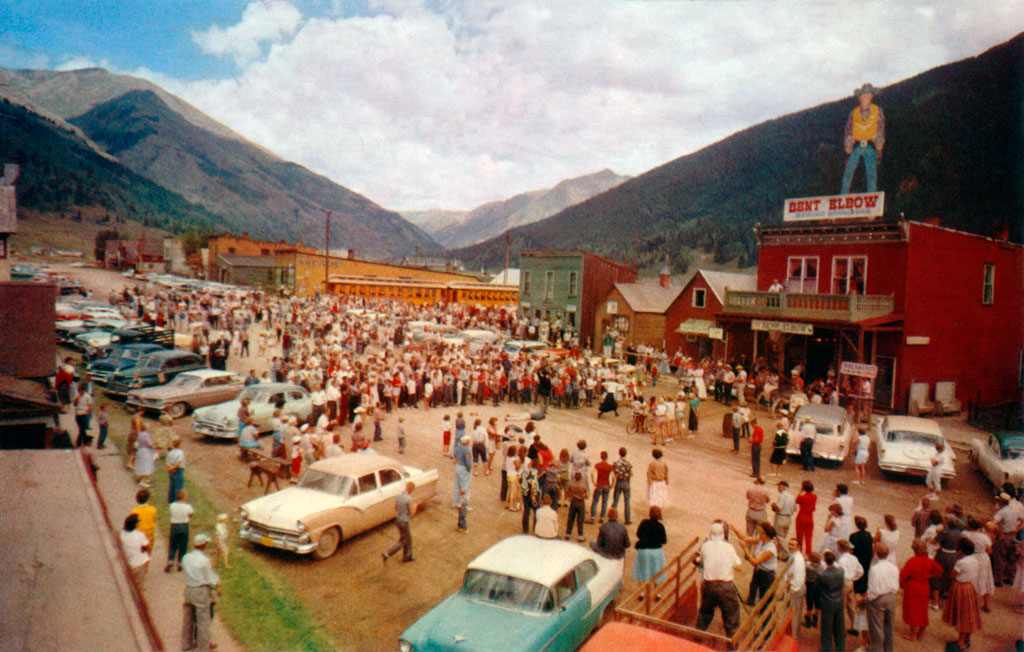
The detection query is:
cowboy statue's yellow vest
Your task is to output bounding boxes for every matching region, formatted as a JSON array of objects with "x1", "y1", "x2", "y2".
[{"x1": 850, "y1": 104, "x2": 881, "y2": 142}]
